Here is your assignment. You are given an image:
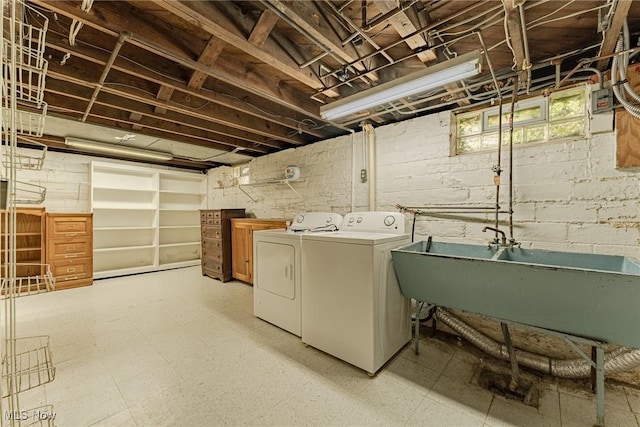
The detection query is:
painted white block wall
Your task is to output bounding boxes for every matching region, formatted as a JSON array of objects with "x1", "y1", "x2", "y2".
[
  {"x1": 209, "y1": 111, "x2": 639, "y2": 258},
  {"x1": 208, "y1": 110, "x2": 640, "y2": 385},
  {"x1": 5, "y1": 147, "x2": 200, "y2": 213}
]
